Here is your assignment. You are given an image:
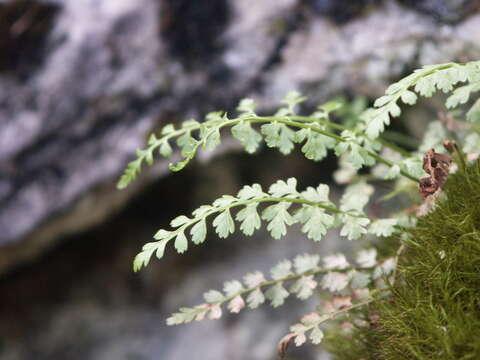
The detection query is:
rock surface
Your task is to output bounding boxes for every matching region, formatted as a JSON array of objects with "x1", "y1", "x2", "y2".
[
  {"x1": 1, "y1": 1, "x2": 480, "y2": 359},
  {"x1": 0, "y1": 0, "x2": 480, "y2": 272}
]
